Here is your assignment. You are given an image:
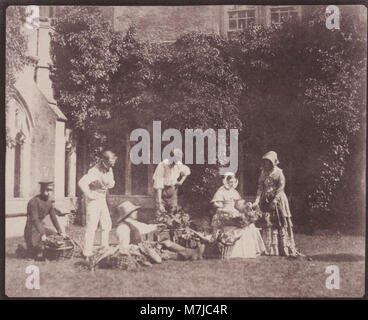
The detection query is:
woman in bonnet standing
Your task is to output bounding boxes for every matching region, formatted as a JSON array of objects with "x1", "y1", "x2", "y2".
[{"x1": 253, "y1": 151, "x2": 301, "y2": 257}]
